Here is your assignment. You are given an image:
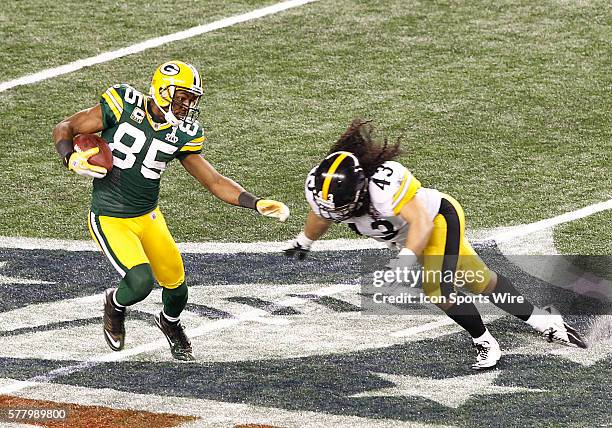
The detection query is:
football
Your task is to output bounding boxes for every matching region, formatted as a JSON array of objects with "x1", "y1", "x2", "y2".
[{"x1": 73, "y1": 134, "x2": 113, "y2": 171}]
